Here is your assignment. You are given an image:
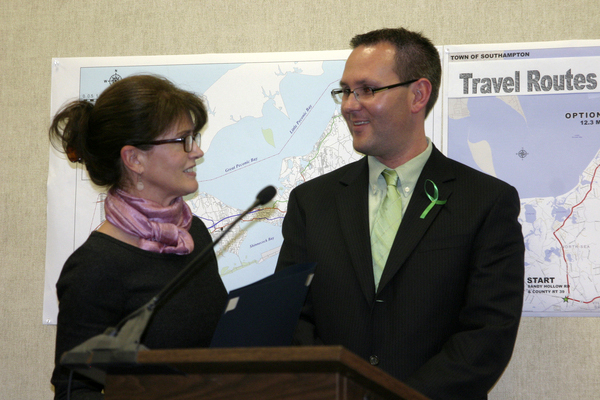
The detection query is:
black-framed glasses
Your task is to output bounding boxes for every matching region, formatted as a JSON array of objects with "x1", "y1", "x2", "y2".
[
  {"x1": 331, "y1": 79, "x2": 419, "y2": 104},
  {"x1": 135, "y1": 133, "x2": 201, "y2": 153}
]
